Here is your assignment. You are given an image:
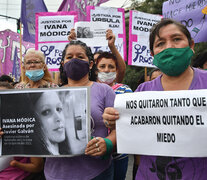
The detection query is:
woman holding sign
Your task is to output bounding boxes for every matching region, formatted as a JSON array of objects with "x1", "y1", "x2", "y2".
[
  {"x1": 68, "y1": 29, "x2": 126, "y2": 83},
  {"x1": 103, "y1": 18, "x2": 207, "y2": 179},
  {"x1": 44, "y1": 40, "x2": 116, "y2": 180}
]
